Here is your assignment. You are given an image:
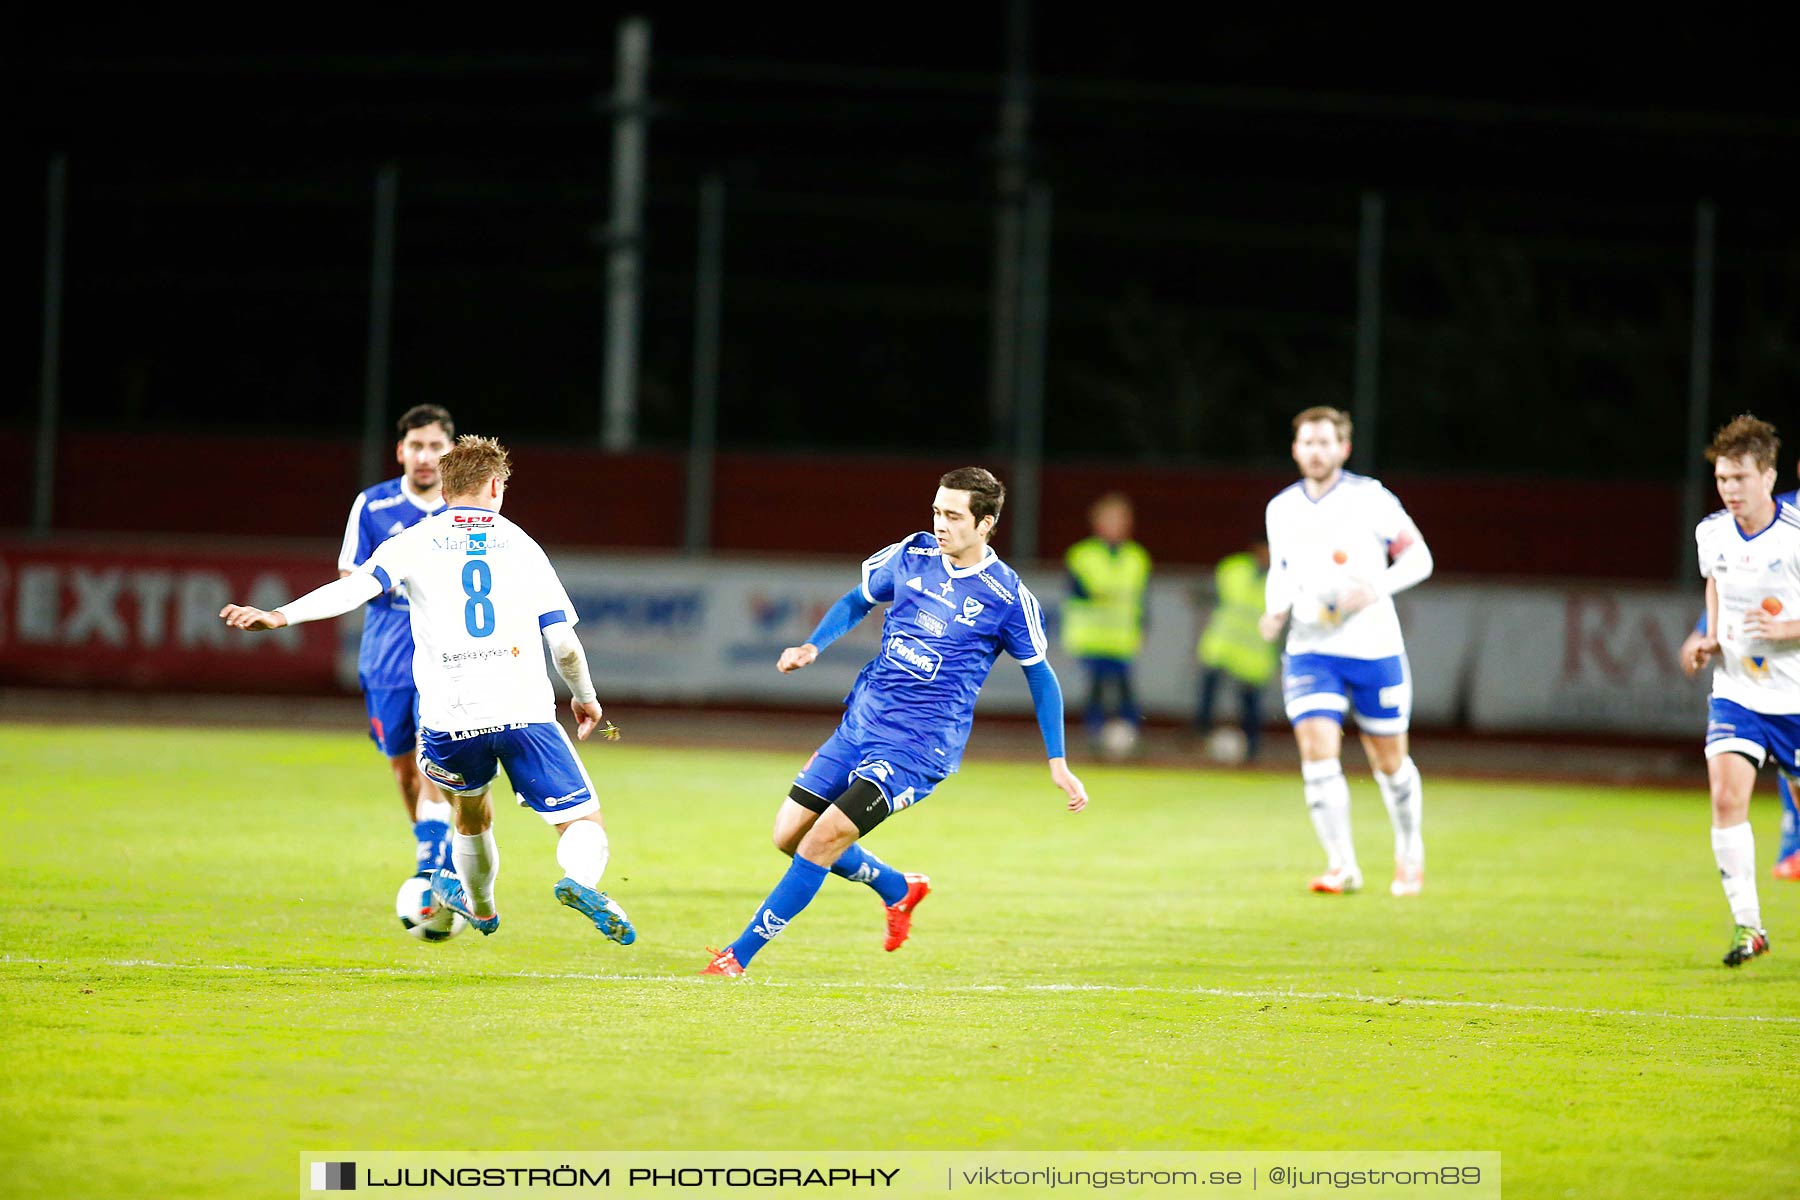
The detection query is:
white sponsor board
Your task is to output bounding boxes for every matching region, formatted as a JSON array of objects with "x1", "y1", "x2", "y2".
[
  {"x1": 1464, "y1": 586, "x2": 1709, "y2": 735},
  {"x1": 537, "y1": 554, "x2": 1712, "y2": 737}
]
